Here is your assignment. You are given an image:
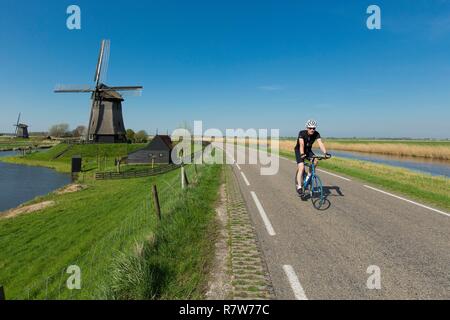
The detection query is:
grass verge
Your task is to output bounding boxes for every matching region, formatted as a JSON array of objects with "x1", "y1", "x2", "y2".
[{"x1": 101, "y1": 164, "x2": 222, "y2": 300}]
